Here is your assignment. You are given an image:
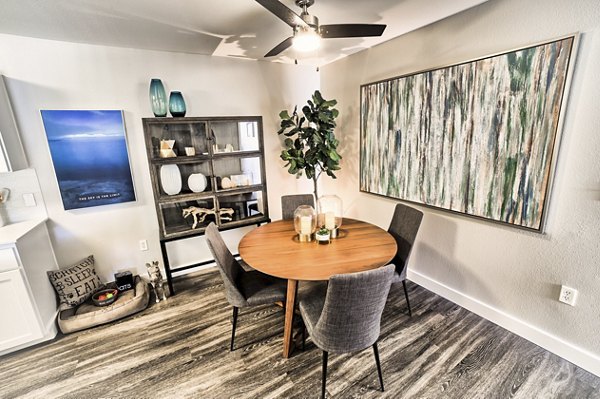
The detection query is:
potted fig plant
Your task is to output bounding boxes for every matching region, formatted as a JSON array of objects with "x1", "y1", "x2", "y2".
[{"x1": 277, "y1": 90, "x2": 342, "y2": 200}]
